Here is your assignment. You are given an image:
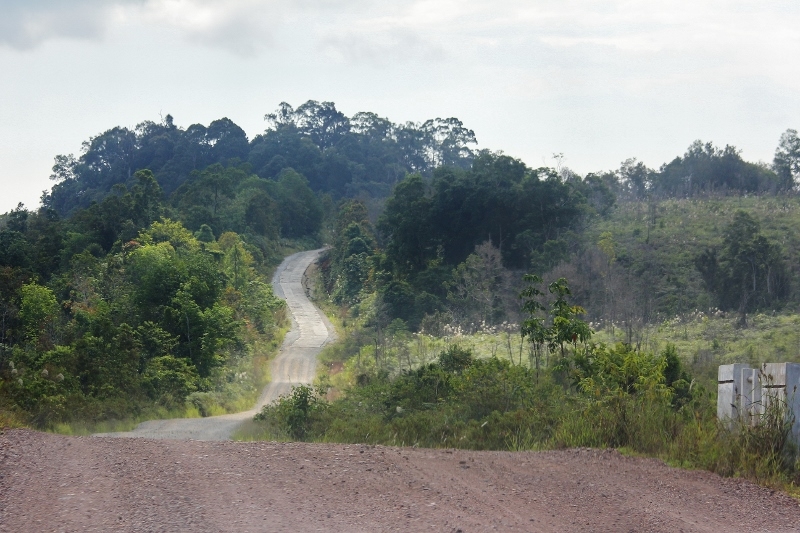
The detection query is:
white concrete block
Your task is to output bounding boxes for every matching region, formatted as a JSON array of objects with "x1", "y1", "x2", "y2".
[
  {"x1": 739, "y1": 367, "x2": 762, "y2": 426},
  {"x1": 720, "y1": 362, "x2": 800, "y2": 444},
  {"x1": 718, "y1": 364, "x2": 749, "y2": 425},
  {"x1": 717, "y1": 382, "x2": 738, "y2": 422},
  {"x1": 719, "y1": 363, "x2": 750, "y2": 383}
]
